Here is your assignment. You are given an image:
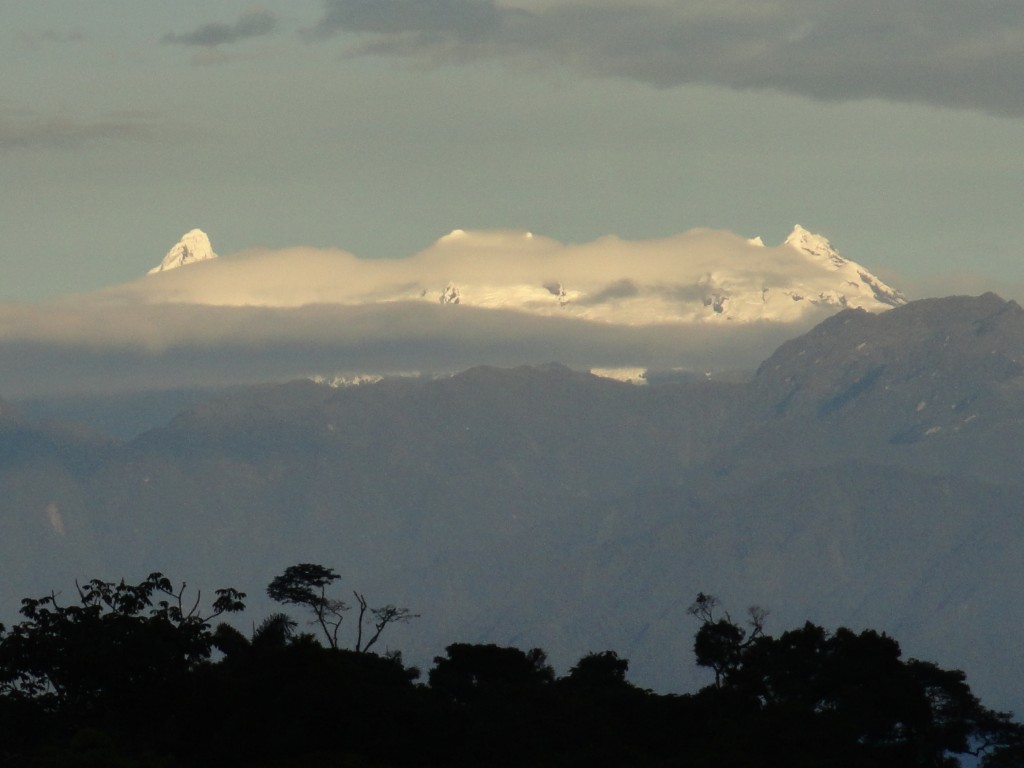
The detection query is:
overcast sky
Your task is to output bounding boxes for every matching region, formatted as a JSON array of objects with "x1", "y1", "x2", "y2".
[{"x1": 5, "y1": 0, "x2": 1024, "y2": 305}]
